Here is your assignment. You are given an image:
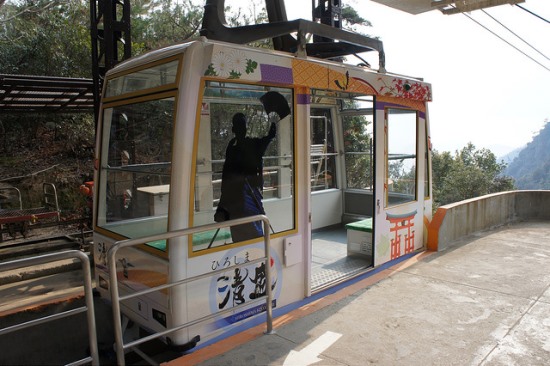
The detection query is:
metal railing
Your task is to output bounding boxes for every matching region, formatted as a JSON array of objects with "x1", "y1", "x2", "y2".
[
  {"x1": 0, "y1": 250, "x2": 99, "y2": 366},
  {"x1": 107, "y1": 214, "x2": 274, "y2": 366}
]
